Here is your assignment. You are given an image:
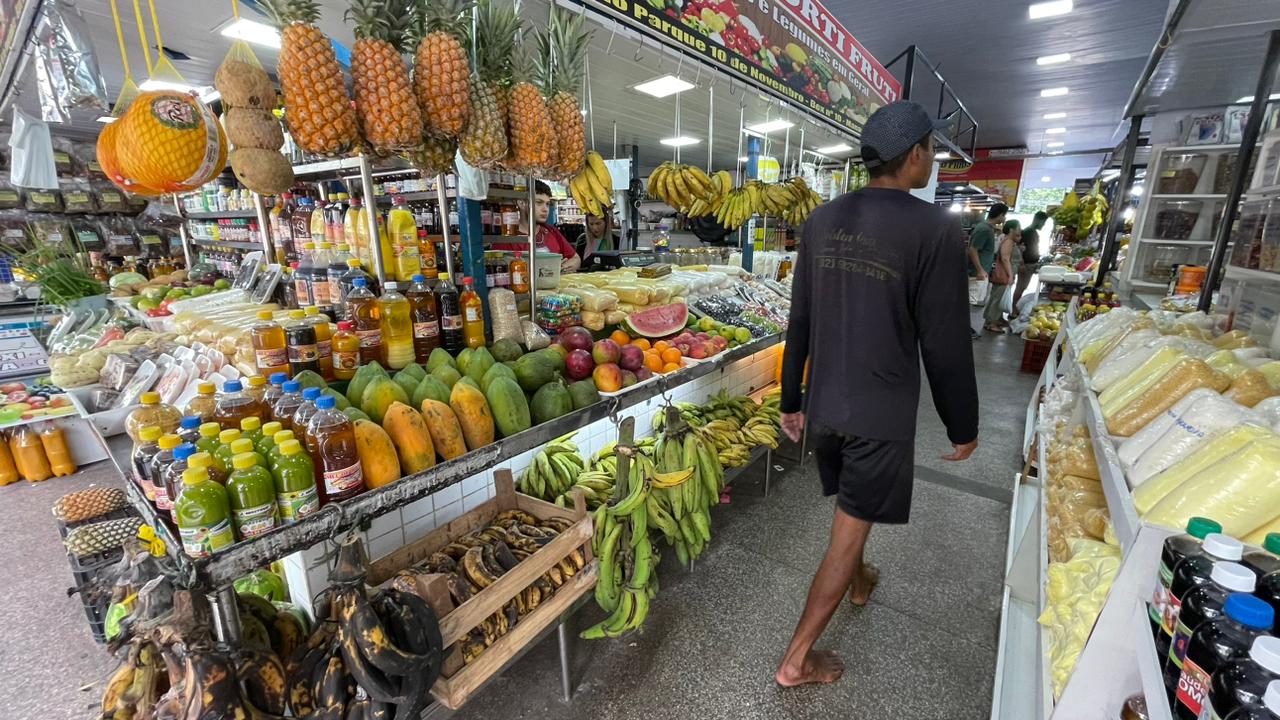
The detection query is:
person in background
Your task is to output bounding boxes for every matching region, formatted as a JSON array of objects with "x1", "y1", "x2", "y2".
[
  {"x1": 775, "y1": 101, "x2": 979, "y2": 688},
  {"x1": 581, "y1": 212, "x2": 619, "y2": 261},
  {"x1": 983, "y1": 219, "x2": 1019, "y2": 333},
  {"x1": 1011, "y1": 211, "x2": 1047, "y2": 311},
  {"x1": 966, "y1": 203, "x2": 1007, "y2": 339},
  {"x1": 492, "y1": 180, "x2": 581, "y2": 273}
]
